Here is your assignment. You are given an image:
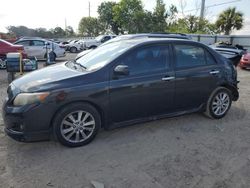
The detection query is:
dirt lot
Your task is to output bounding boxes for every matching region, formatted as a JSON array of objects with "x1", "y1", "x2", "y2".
[{"x1": 0, "y1": 54, "x2": 250, "y2": 188}]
